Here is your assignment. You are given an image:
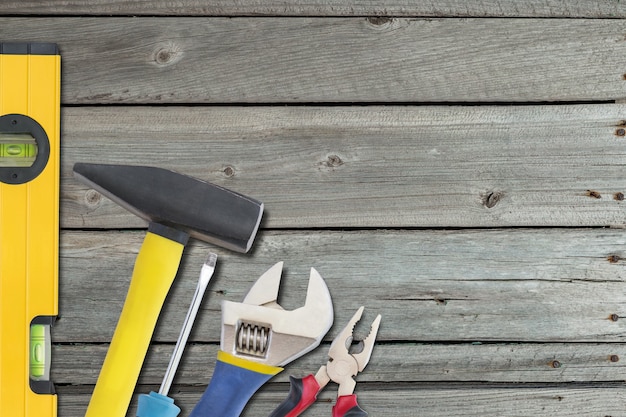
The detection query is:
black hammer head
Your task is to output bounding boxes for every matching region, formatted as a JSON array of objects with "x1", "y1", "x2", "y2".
[{"x1": 73, "y1": 163, "x2": 264, "y2": 253}]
